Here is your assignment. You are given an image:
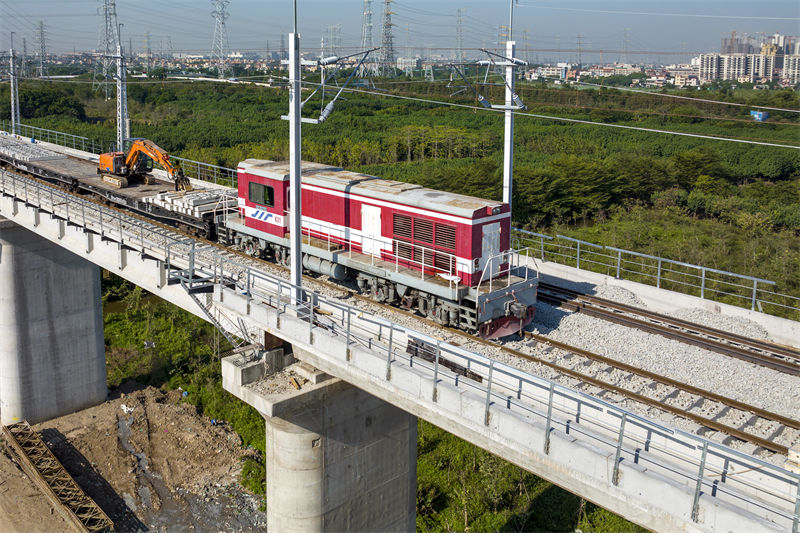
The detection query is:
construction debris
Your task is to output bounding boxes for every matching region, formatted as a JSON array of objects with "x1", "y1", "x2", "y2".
[{"x1": 2, "y1": 421, "x2": 113, "y2": 533}]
